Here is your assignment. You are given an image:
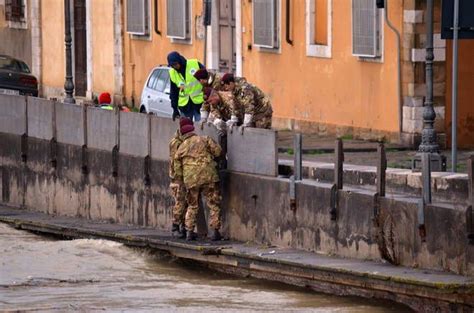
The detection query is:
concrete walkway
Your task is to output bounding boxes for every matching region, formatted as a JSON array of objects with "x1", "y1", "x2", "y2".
[{"x1": 0, "y1": 206, "x2": 472, "y2": 312}]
